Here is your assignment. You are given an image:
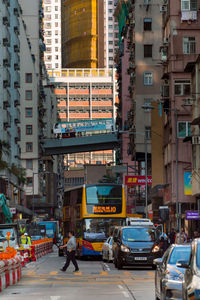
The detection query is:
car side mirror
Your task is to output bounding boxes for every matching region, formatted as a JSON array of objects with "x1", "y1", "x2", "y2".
[
  {"x1": 176, "y1": 260, "x2": 189, "y2": 269},
  {"x1": 153, "y1": 258, "x2": 163, "y2": 266}
]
